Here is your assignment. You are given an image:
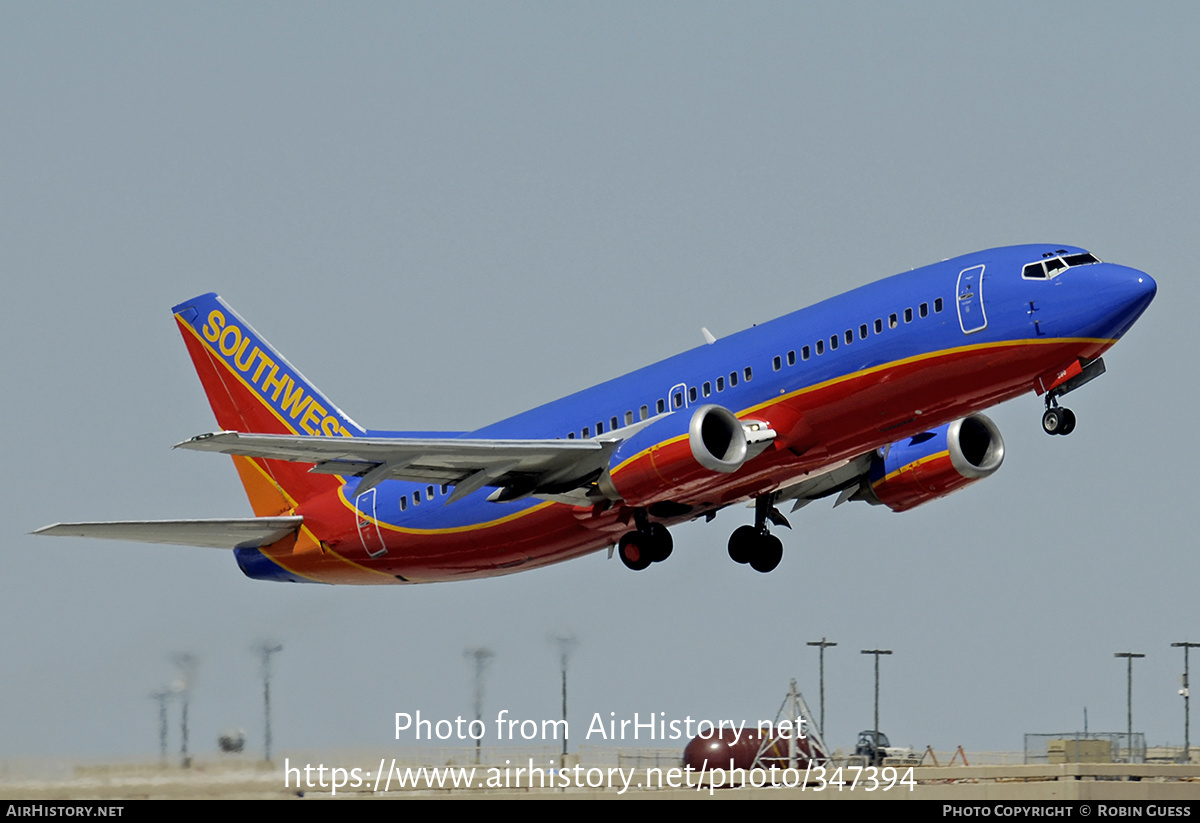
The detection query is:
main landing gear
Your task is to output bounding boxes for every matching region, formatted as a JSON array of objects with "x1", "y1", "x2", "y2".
[
  {"x1": 728, "y1": 494, "x2": 790, "y2": 573},
  {"x1": 617, "y1": 521, "x2": 673, "y2": 571},
  {"x1": 1041, "y1": 396, "x2": 1077, "y2": 436}
]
